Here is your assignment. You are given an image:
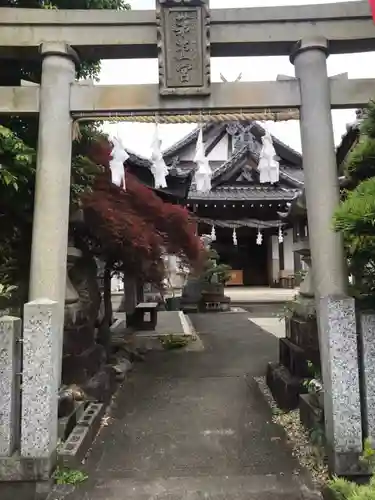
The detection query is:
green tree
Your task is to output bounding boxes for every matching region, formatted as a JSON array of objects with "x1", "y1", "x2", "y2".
[
  {"x1": 0, "y1": 0, "x2": 129, "y2": 300},
  {"x1": 333, "y1": 101, "x2": 375, "y2": 301}
]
